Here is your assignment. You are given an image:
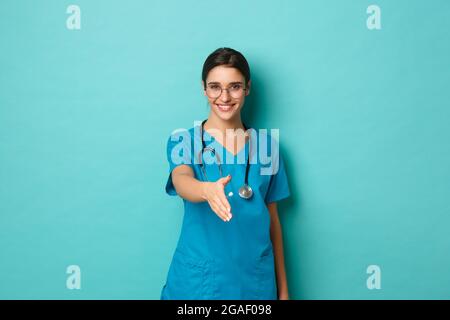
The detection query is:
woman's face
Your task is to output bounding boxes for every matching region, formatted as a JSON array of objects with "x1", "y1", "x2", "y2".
[{"x1": 203, "y1": 65, "x2": 251, "y2": 122}]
